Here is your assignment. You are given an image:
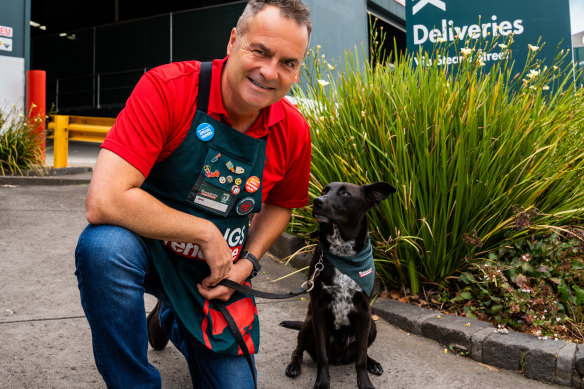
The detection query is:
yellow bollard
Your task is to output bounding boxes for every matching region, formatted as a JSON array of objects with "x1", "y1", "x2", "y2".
[{"x1": 53, "y1": 115, "x2": 69, "y2": 168}]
